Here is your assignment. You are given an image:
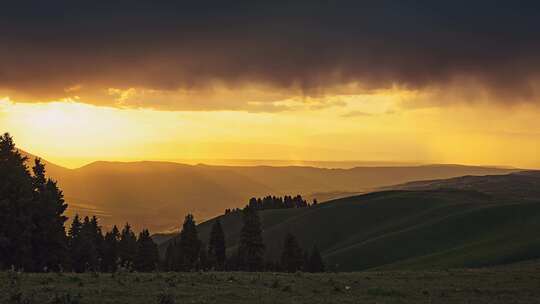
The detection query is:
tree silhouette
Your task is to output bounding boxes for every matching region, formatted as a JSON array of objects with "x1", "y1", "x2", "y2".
[
  {"x1": 242, "y1": 195, "x2": 311, "y2": 212},
  {"x1": 280, "y1": 233, "x2": 304, "y2": 272},
  {"x1": 135, "y1": 229, "x2": 159, "y2": 272},
  {"x1": 118, "y1": 223, "x2": 138, "y2": 269},
  {"x1": 208, "y1": 219, "x2": 226, "y2": 270},
  {"x1": 178, "y1": 214, "x2": 201, "y2": 271},
  {"x1": 0, "y1": 133, "x2": 36, "y2": 270},
  {"x1": 80, "y1": 216, "x2": 100, "y2": 271},
  {"x1": 102, "y1": 225, "x2": 120, "y2": 272},
  {"x1": 302, "y1": 249, "x2": 310, "y2": 272},
  {"x1": 31, "y1": 158, "x2": 69, "y2": 271},
  {"x1": 164, "y1": 240, "x2": 182, "y2": 271},
  {"x1": 307, "y1": 245, "x2": 325, "y2": 273},
  {"x1": 0, "y1": 134, "x2": 72, "y2": 272},
  {"x1": 198, "y1": 242, "x2": 209, "y2": 270},
  {"x1": 238, "y1": 207, "x2": 265, "y2": 271},
  {"x1": 90, "y1": 216, "x2": 104, "y2": 270},
  {"x1": 68, "y1": 215, "x2": 85, "y2": 272}
]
